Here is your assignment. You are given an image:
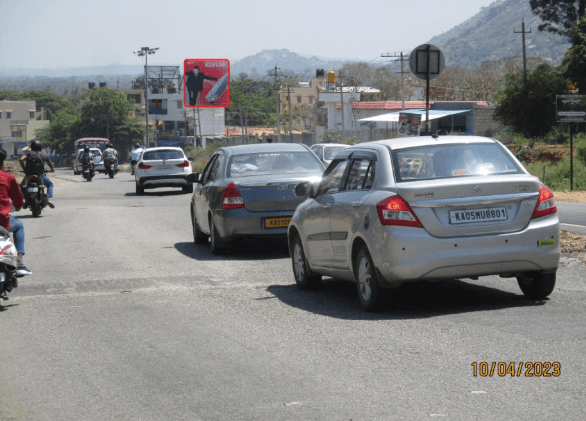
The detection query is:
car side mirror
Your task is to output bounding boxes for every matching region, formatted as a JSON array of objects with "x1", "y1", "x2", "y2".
[
  {"x1": 131, "y1": 160, "x2": 137, "y2": 165},
  {"x1": 187, "y1": 173, "x2": 200, "y2": 183},
  {"x1": 294, "y1": 181, "x2": 315, "y2": 198}
]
